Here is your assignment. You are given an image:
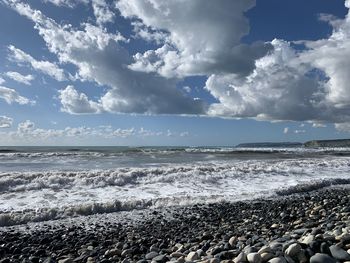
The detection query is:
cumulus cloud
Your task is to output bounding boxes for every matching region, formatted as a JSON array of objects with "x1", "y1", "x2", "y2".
[
  {"x1": 58, "y1": 85, "x2": 102, "y2": 114},
  {"x1": 205, "y1": 39, "x2": 324, "y2": 121},
  {"x1": 8, "y1": 45, "x2": 66, "y2": 81},
  {"x1": 0, "y1": 116, "x2": 13, "y2": 128},
  {"x1": 92, "y1": 0, "x2": 115, "y2": 25},
  {"x1": 0, "y1": 86, "x2": 35, "y2": 105},
  {"x1": 300, "y1": 11, "x2": 350, "y2": 111},
  {"x1": 0, "y1": 77, "x2": 5, "y2": 85},
  {"x1": 117, "y1": 0, "x2": 272, "y2": 78},
  {"x1": 116, "y1": 0, "x2": 350, "y2": 127},
  {"x1": 5, "y1": 0, "x2": 205, "y2": 115},
  {"x1": 5, "y1": 71, "x2": 34, "y2": 85},
  {"x1": 6, "y1": 0, "x2": 350, "y2": 129},
  {"x1": 205, "y1": 0, "x2": 350, "y2": 126},
  {"x1": 203, "y1": 0, "x2": 350, "y2": 128}
]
